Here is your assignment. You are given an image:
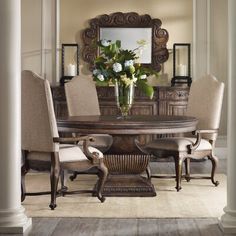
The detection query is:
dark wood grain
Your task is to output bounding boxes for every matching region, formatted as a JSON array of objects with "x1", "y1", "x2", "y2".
[
  {"x1": 56, "y1": 115, "x2": 197, "y2": 197},
  {"x1": 51, "y1": 85, "x2": 189, "y2": 119},
  {"x1": 57, "y1": 115, "x2": 198, "y2": 135},
  {"x1": 51, "y1": 85, "x2": 191, "y2": 197},
  {"x1": 158, "y1": 86, "x2": 189, "y2": 116},
  {"x1": 56, "y1": 114, "x2": 197, "y2": 157},
  {"x1": 51, "y1": 85, "x2": 189, "y2": 144}
]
